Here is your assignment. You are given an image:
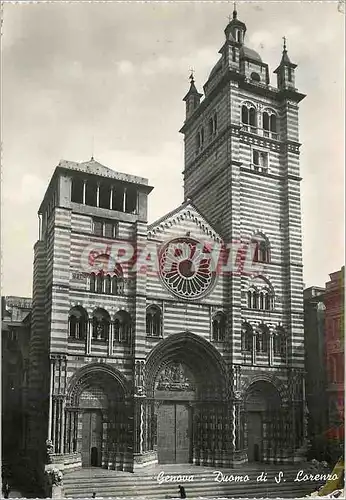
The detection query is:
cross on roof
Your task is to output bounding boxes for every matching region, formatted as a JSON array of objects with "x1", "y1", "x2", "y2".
[
  {"x1": 189, "y1": 68, "x2": 195, "y2": 82},
  {"x1": 283, "y1": 36, "x2": 287, "y2": 51}
]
